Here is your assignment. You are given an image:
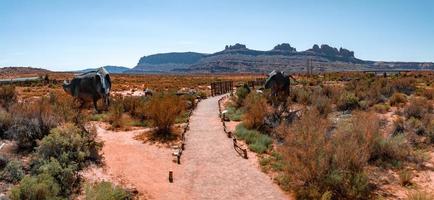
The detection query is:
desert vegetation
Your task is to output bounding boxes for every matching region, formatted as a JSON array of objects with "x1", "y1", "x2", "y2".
[
  {"x1": 1, "y1": 71, "x2": 434, "y2": 199},
  {"x1": 223, "y1": 71, "x2": 434, "y2": 199}
]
